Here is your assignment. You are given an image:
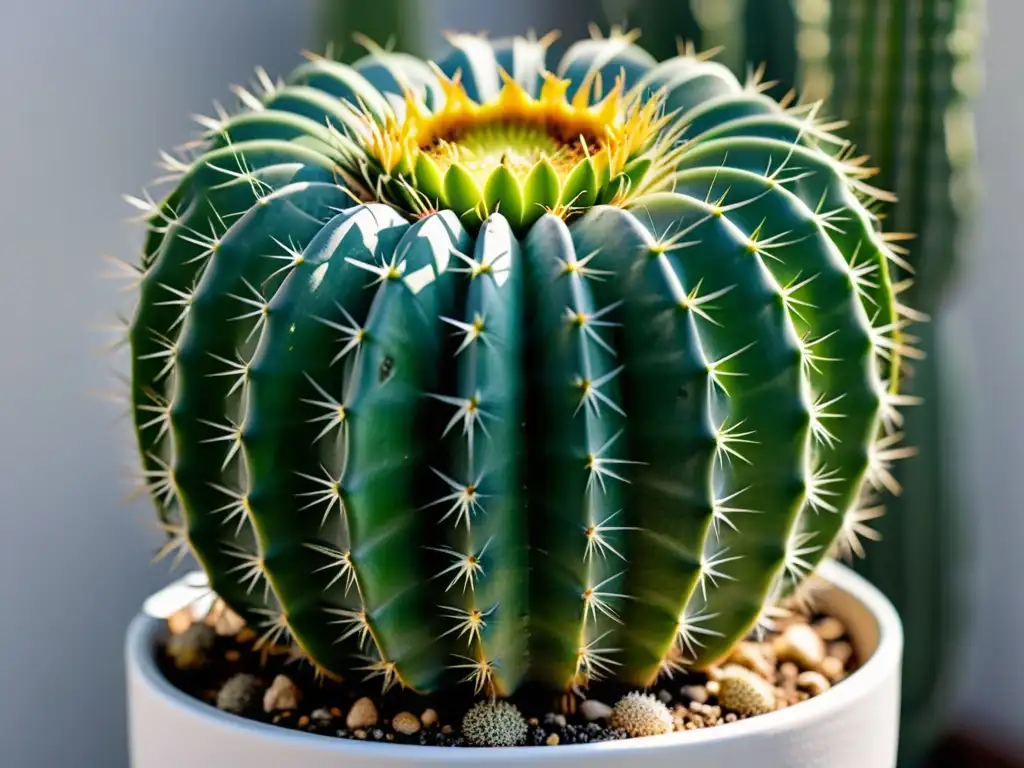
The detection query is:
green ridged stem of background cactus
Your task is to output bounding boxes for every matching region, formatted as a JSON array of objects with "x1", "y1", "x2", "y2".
[
  {"x1": 611, "y1": 3, "x2": 981, "y2": 762},
  {"x1": 121, "y1": 28, "x2": 917, "y2": 696}
]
